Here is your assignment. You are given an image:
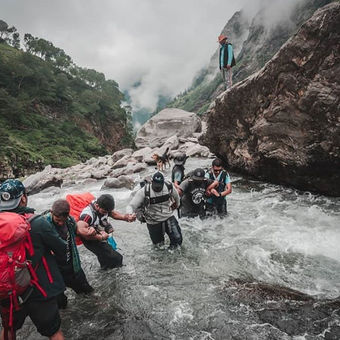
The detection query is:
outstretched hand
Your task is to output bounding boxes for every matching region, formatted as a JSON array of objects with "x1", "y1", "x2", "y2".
[{"x1": 126, "y1": 213, "x2": 136, "y2": 222}]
